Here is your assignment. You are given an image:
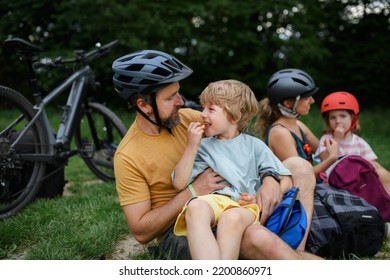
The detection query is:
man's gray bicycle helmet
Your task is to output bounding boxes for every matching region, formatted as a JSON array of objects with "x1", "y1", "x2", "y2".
[
  {"x1": 267, "y1": 68, "x2": 318, "y2": 105},
  {"x1": 267, "y1": 68, "x2": 318, "y2": 118},
  {"x1": 112, "y1": 50, "x2": 193, "y2": 100}
]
